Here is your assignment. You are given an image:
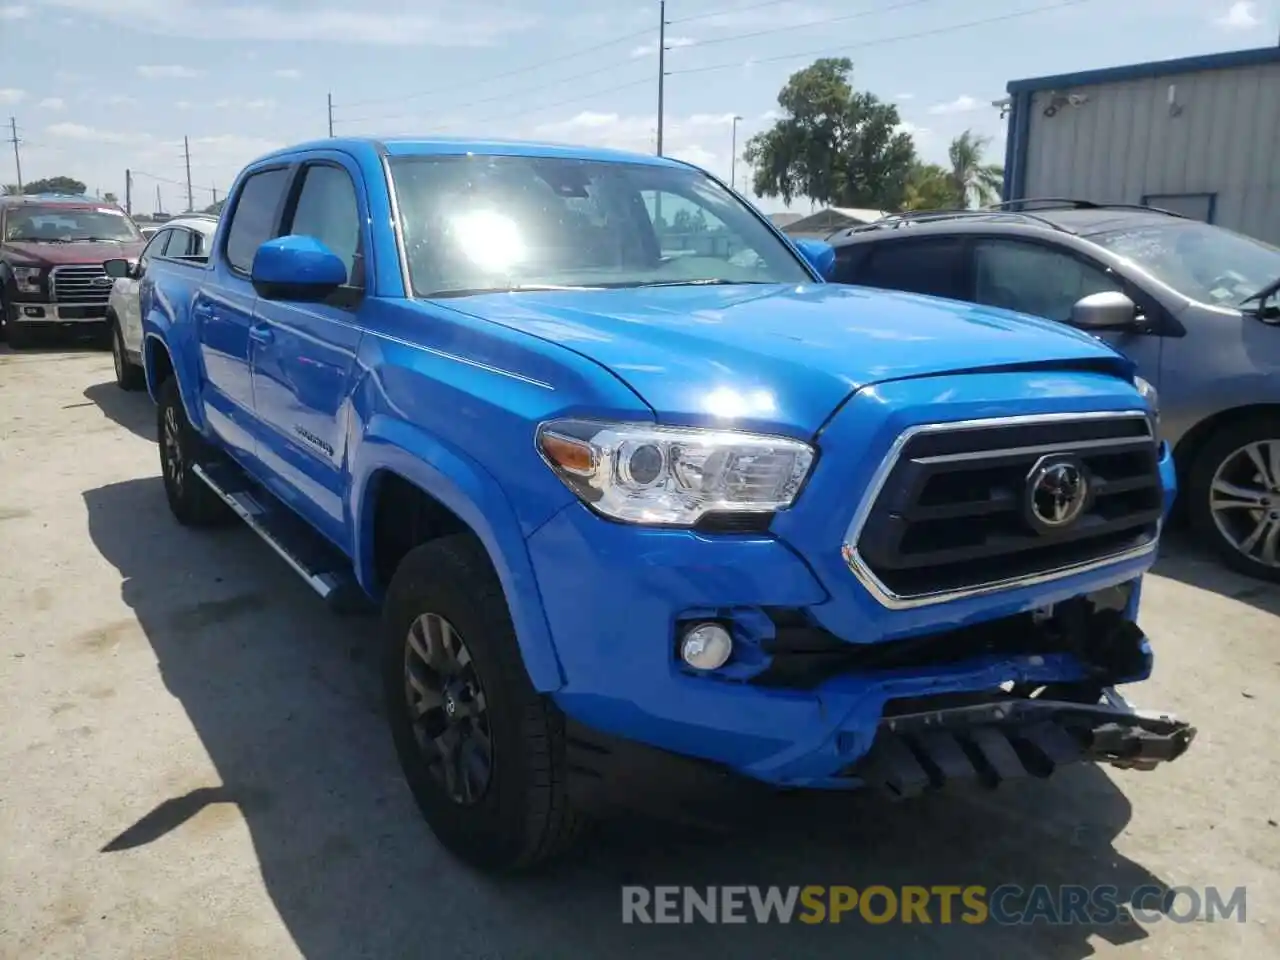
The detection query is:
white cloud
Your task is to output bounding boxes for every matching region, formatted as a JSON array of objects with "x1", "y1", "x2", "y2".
[
  {"x1": 105, "y1": 94, "x2": 139, "y2": 106},
  {"x1": 45, "y1": 122, "x2": 141, "y2": 144},
  {"x1": 42, "y1": 0, "x2": 532, "y2": 46},
  {"x1": 1214, "y1": 1, "x2": 1261, "y2": 29},
  {"x1": 758, "y1": 109, "x2": 784, "y2": 122},
  {"x1": 37, "y1": 97, "x2": 66, "y2": 110},
  {"x1": 0, "y1": 4, "x2": 30, "y2": 19},
  {"x1": 274, "y1": 68, "x2": 303, "y2": 79},
  {"x1": 895, "y1": 93, "x2": 915, "y2": 101},
  {"x1": 631, "y1": 36, "x2": 695, "y2": 58},
  {"x1": 928, "y1": 94, "x2": 982, "y2": 115},
  {"x1": 244, "y1": 98, "x2": 275, "y2": 111},
  {"x1": 531, "y1": 112, "x2": 731, "y2": 180},
  {"x1": 689, "y1": 1, "x2": 829, "y2": 30},
  {"x1": 896, "y1": 120, "x2": 931, "y2": 142},
  {"x1": 138, "y1": 64, "x2": 204, "y2": 79},
  {"x1": 175, "y1": 100, "x2": 193, "y2": 110},
  {"x1": 0, "y1": 88, "x2": 25, "y2": 105}
]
